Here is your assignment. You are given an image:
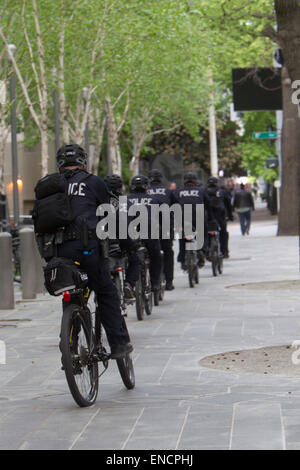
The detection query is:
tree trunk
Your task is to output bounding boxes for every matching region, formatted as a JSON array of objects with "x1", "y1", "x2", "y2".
[
  {"x1": 277, "y1": 66, "x2": 300, "y2": 235},
  {"x1": 275, "y1": 0, "x2": 300, "y2": 235},
  {"x1": 40, "y1": 127, "x2": 49, "y2": 177},
  {"x1": 92, "y1": 116, "x2": 106, "y2": 175},
  {"x1": 105, "y1": 97, "x2": 122, "y2": 175}
]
